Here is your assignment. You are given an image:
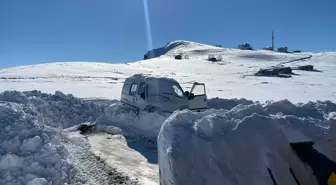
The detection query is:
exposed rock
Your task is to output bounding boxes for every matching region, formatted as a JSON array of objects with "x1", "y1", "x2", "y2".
[{"x1": 298, "y1": 65, "x2": 314, "y2": 71}]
